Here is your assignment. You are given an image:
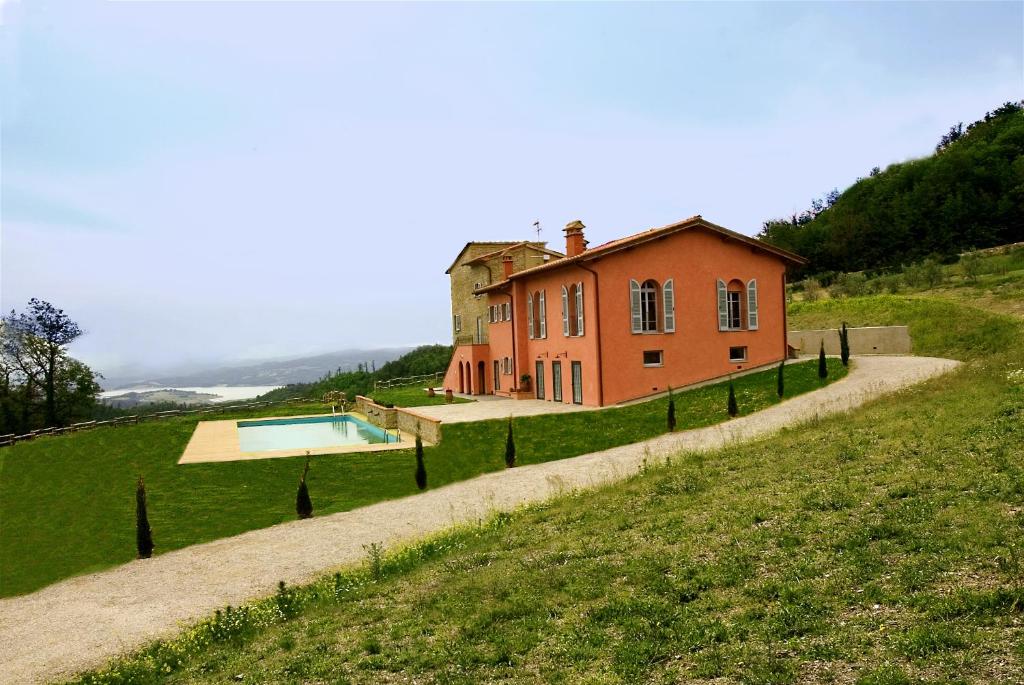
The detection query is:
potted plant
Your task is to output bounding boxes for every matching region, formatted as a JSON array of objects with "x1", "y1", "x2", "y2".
[{"x1": 519, "y1": 373, "x2": 532, "y2": 390}]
